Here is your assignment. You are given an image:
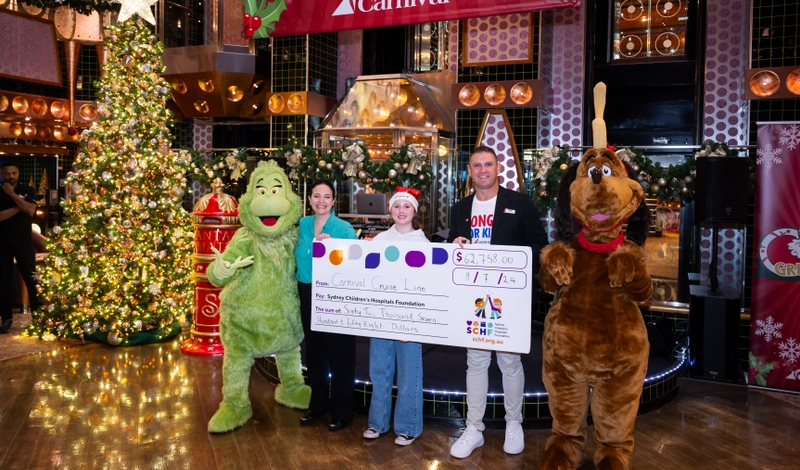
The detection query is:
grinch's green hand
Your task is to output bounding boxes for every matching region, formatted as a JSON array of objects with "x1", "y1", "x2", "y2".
[{"x1": 211, "y1": 246, "x2": 254, "y2": 280}]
